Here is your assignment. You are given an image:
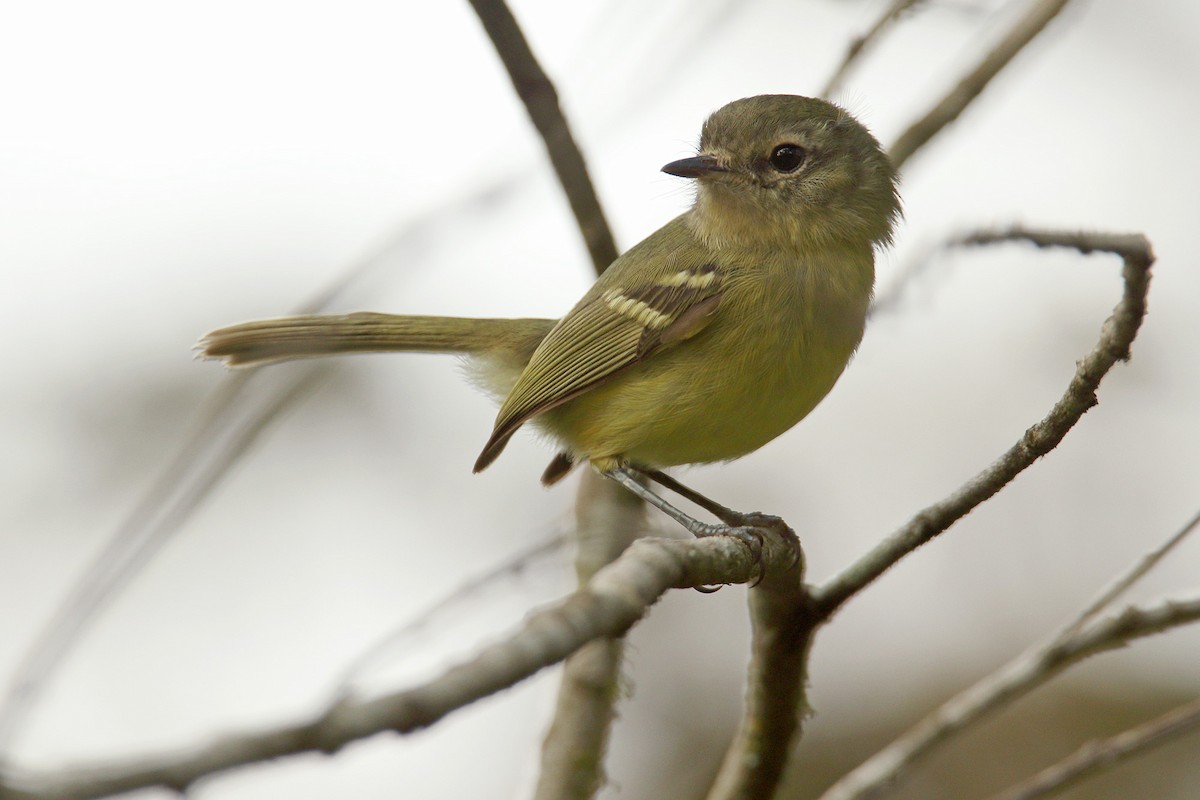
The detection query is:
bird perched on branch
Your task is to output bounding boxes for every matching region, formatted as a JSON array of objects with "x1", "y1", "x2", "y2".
[{"x1": 202, "y1": 94, "x2": 900, "y2": 541}]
